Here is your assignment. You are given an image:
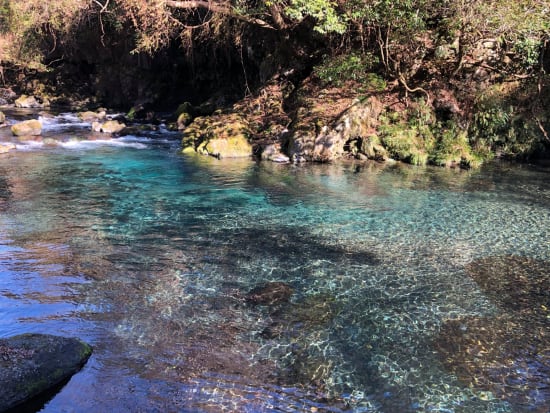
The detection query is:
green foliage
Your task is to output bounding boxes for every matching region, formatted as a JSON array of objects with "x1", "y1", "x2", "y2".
[
  {"x1": 379, "y1": 101, "x2": 437, "y2": 166},
  {"x1": 468, "y1": 89, "x2": 546, "y2": 159},
  {"x1": 431, "y1": 124, "x2": 483, "y2": 168},
  {"x1": 512, "y1": 36, "x2": 543, "y2": 71},
  {"x1": 469, "y1": 99, "x2": 512, "y2": 151},
  {"x1": 313, "y1": 53, "x2": 383, "y2": 88},
  {"x1": 283, "y1": 0, "x2": 346, "y2": 34},
  {"x1": 0, "y1": 0, "x2": 10, "y2": 33}
]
